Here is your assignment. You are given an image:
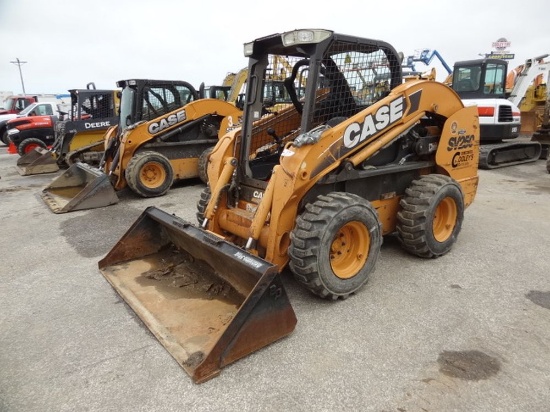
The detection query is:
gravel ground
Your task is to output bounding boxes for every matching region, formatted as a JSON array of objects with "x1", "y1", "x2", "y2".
[{"x1": 1, "y1": 147, "x2": 549, "y2": 412}]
